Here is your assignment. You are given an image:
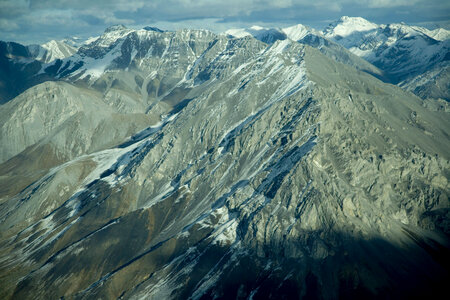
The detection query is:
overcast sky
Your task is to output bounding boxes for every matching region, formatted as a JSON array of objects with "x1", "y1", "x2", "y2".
[{"x1": 1, "y1": 0, "x2": 449, "y2": 44}]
